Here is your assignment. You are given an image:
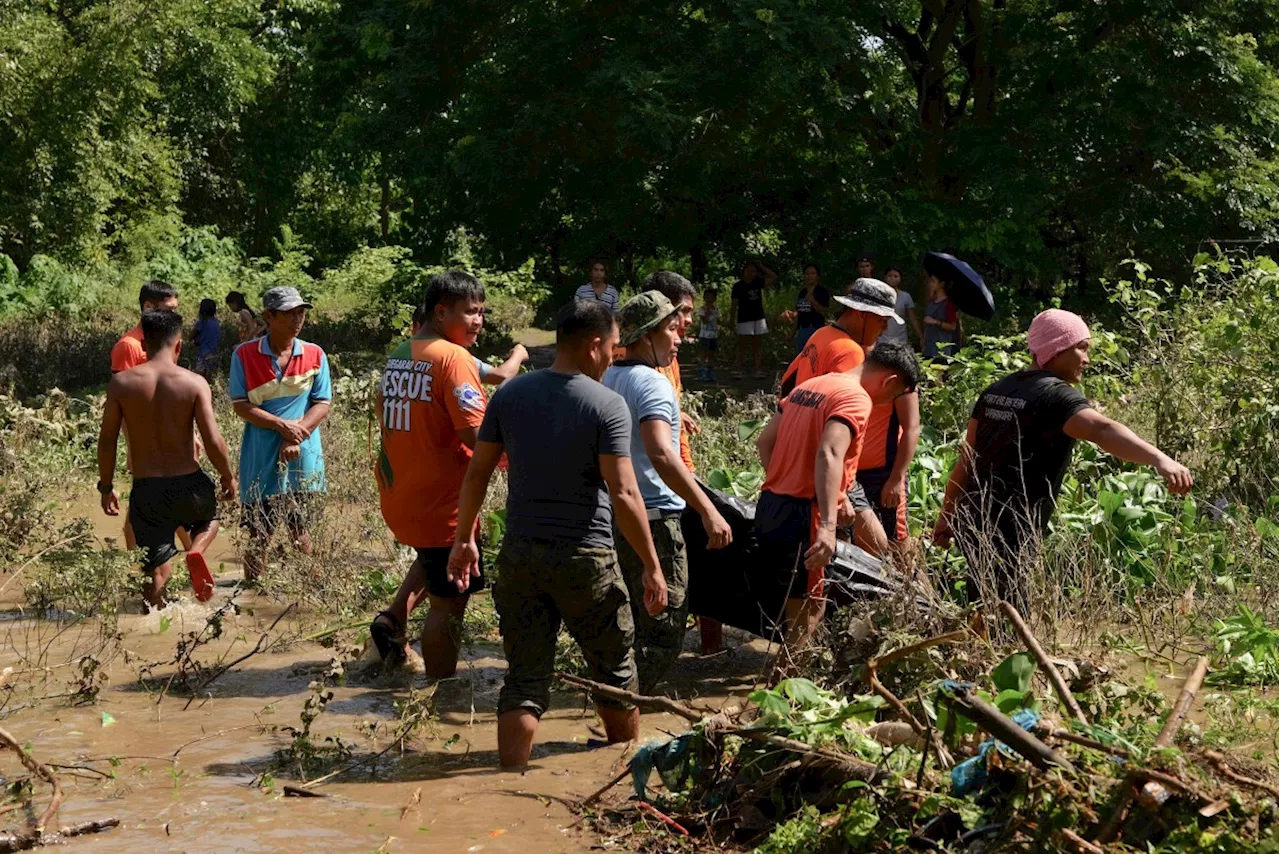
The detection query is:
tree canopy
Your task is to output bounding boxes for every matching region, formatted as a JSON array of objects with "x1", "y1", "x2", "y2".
[{"x1": 1, "y1": 0, "x2": 1275, "y2": 294}]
